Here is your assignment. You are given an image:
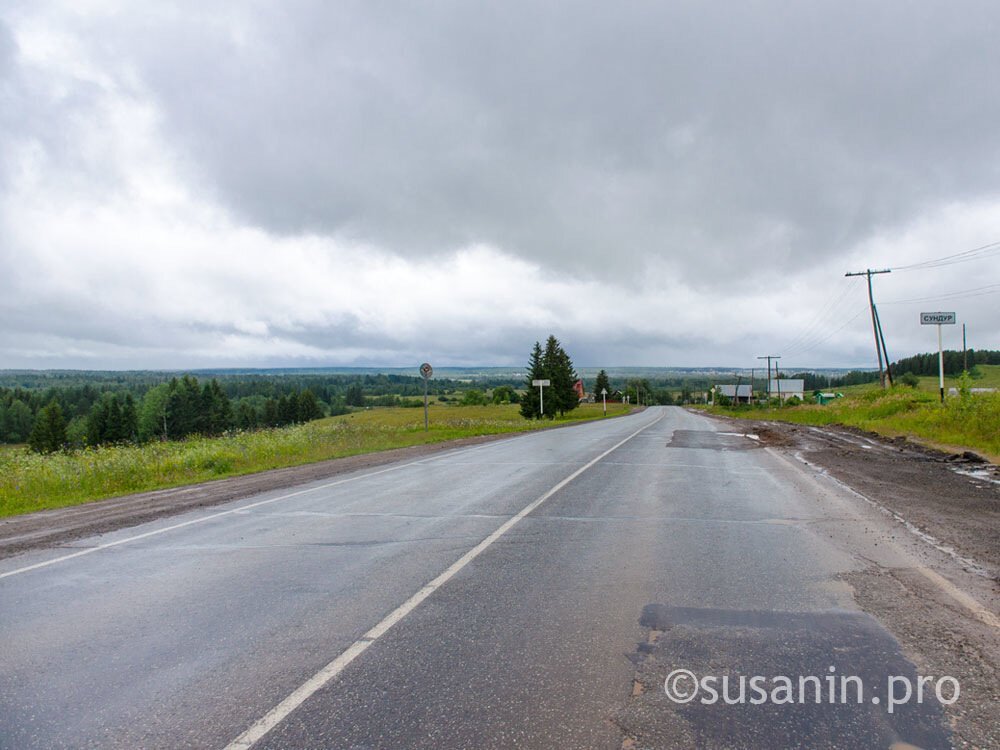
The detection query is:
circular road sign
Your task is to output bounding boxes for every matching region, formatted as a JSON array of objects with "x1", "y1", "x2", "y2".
[{"x1": 420, "y1": 362, "x2": 433, "y2": 379}]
